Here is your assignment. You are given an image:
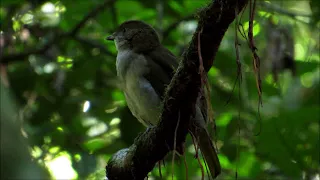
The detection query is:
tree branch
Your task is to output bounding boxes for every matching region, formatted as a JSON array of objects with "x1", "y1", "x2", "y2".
[
  {"x1": 0, "y1": 36, "x2": 62, "y2": 64},
  {"x1": 110, "y1": 0, "x2": 118, "y2": 29},
  {"x1": 68, "y1": 0, "x2": 116, "y2": 36},
  {"x1": 106, "y1": 0, "x2": 248, "y2": 179},
  {"x1": 73, "y1": 36, "x2": 115, "y2": 57}
]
